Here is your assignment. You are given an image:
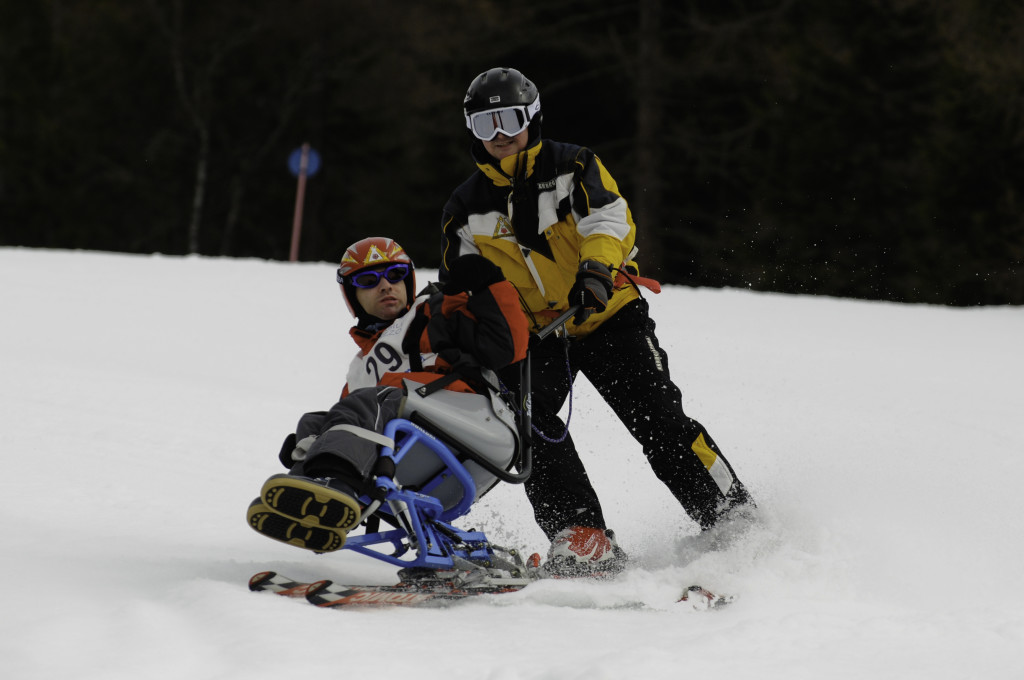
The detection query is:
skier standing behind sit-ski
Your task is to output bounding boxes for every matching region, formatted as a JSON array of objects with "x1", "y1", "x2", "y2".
[
  {"x1": 440, "y1": 67, "x2": 757, "y2": 577},
  {"x1": 247, "y1": 237, "x2": 529, "y2": 553}
]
